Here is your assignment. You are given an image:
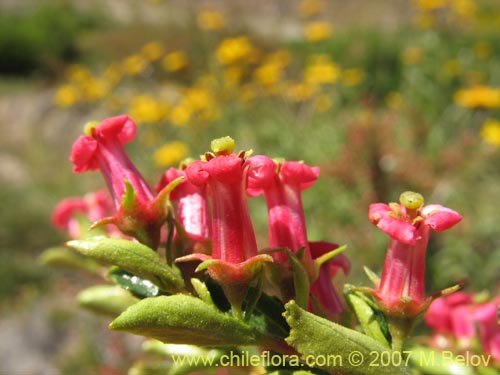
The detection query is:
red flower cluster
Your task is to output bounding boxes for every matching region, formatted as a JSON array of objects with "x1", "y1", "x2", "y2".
[{"x1": 425, "y1": 292, "x2": 500, "y2": 361}]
